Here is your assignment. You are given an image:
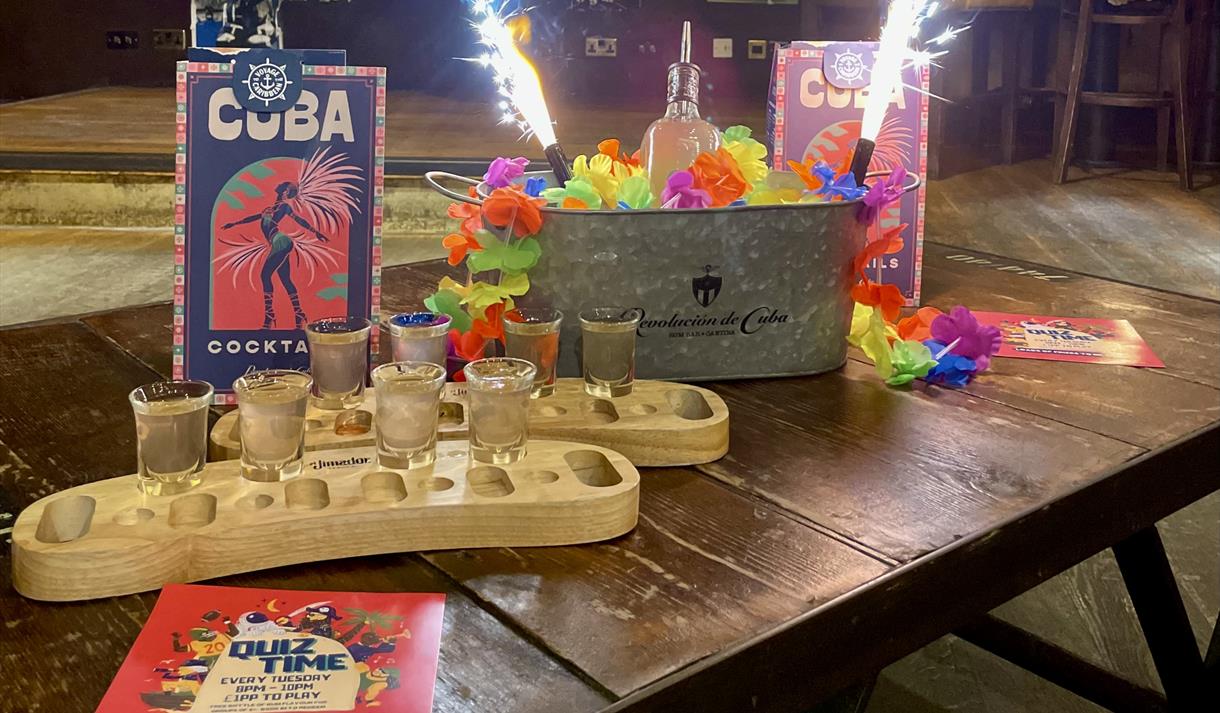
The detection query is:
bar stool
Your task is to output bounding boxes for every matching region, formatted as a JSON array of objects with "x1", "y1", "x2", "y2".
[{"x1": 1052, "y1": 0, "x2": 1194, "y2": 189}]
